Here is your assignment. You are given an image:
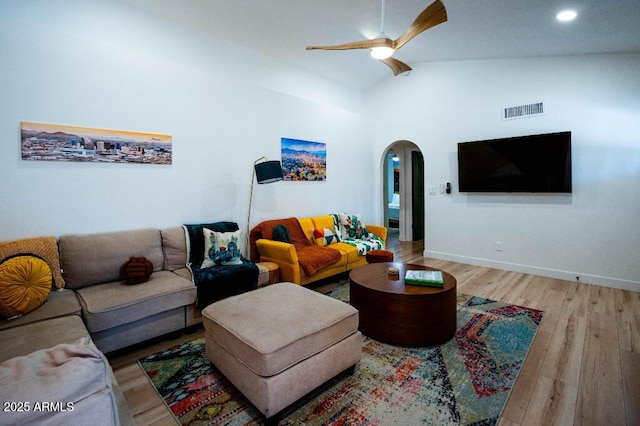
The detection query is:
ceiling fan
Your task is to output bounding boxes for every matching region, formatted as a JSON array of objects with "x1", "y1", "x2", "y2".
[{"x1": 306, "y1": 0, "x2": 447, "y2": 76}]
